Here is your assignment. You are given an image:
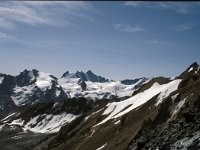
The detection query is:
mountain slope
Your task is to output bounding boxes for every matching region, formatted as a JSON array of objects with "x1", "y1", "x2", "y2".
[
  {"x1": 1, "y1": 63, "x2": 199, "y2": 150},
  {"x1": 29, "y1": 62, "x2": 200, "y2": 150}
]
